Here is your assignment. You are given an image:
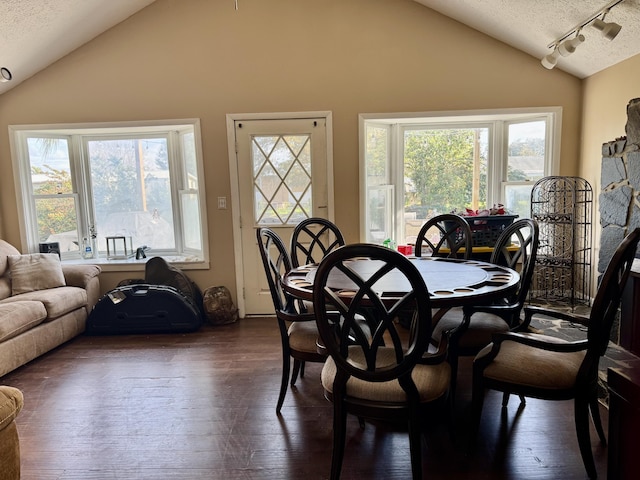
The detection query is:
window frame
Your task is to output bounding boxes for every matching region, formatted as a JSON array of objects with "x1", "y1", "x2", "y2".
[
  {"x1": 359, "y1": 107, "x2": 561, "y2": 244},
  {"x1": 9, "y1": 119, "x2": 209, "y2": 270}
]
